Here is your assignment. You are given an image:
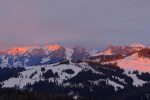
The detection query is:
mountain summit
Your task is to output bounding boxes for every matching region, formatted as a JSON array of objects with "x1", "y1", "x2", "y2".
[{"x1": 0, "y1": 44, "x2": 90, "y2": 67}]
